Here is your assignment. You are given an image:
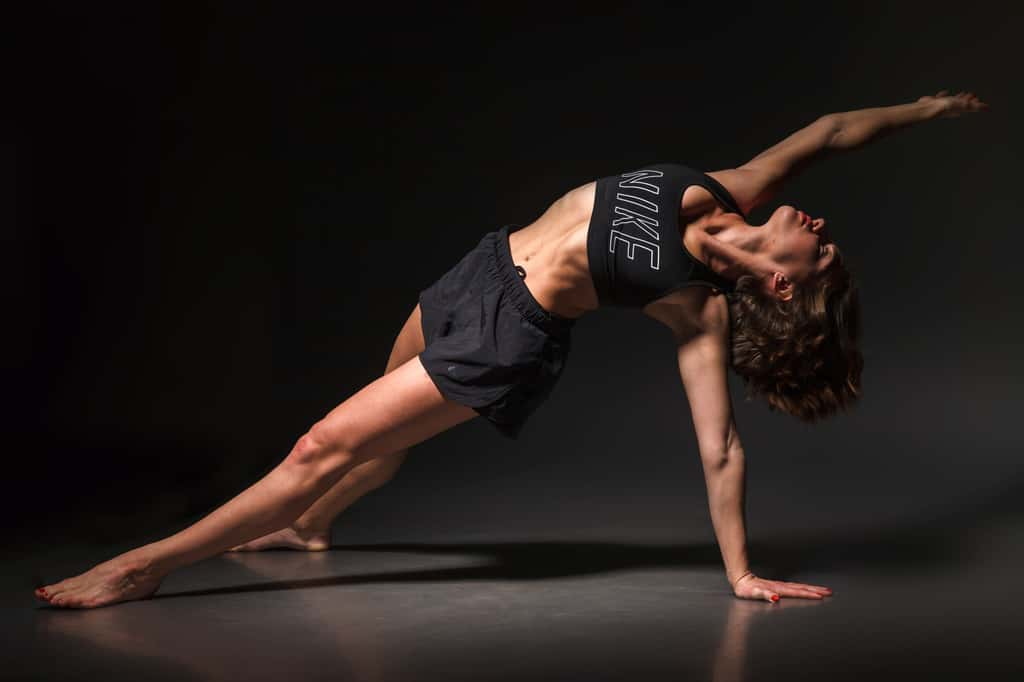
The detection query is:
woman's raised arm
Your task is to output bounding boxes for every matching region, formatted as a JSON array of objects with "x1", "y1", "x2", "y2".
[
  {"x1": 827, "y1": 90, "x2": 987, "y2": 150},
  {"x1": 708, "y1": 91, "x2": 989, "y2": 215}
]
